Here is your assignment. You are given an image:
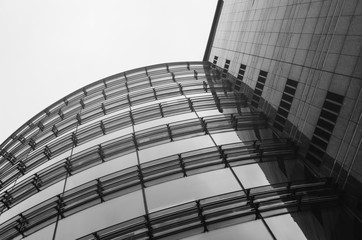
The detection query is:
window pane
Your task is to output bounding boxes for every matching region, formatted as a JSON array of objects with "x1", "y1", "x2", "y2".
[
  {"x1": 134, "y1": 112, "x2": 197, "y2": 132},
  {"x1": 23, "y1": 223, "x2": 56, "y2": 240},
  {"x1": 211, "y1": 132, "x2": 242, "y2": 145},
  {"x1": 65, "y1": 152, "x2": 137, "y2": 191},
  {"x1": 139, "y1": 135, "x2": 214, "y2": 163},
  {"x1": 72, "y1": 127, "x2": 133, "y2": 155},
  {"x1": 146, "y1": 168, "x2": 240, "y2": 212},
  {"x1": 233, "y1": 164, "x2": 269, "y2": 188},
  {"x1": 55, "y1": 190, "x2": 145, "y2": 240},
  {"x1": 265, "y1": 214, "x2": 307, "y2": 240}
]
